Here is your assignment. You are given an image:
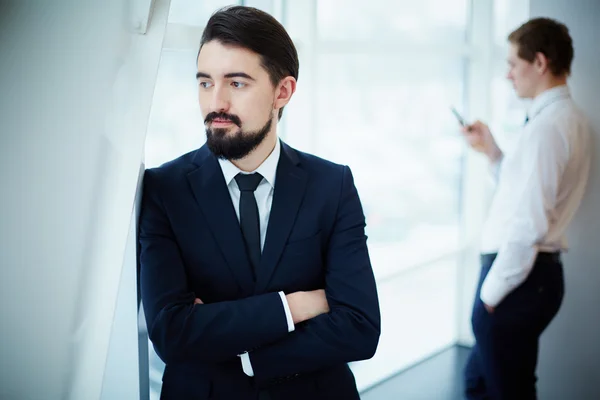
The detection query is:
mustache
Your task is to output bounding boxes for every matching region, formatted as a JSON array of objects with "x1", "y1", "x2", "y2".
[{"x1": 204, "y1": 112, "x2": 241, "y2": 127}]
